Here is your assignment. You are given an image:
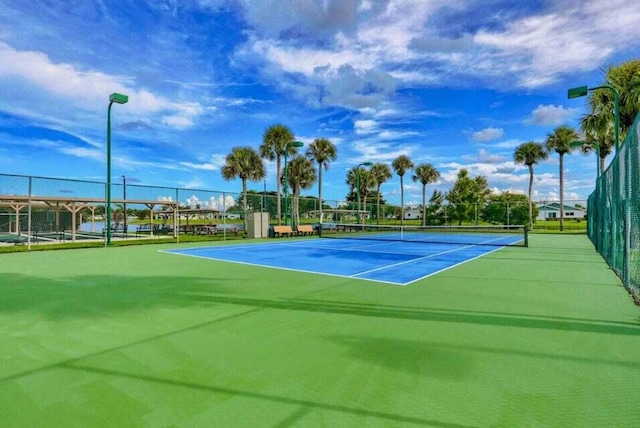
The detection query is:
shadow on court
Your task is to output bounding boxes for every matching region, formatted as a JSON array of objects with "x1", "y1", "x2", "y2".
[{"x1": 178, "y1": 292, "x2": 640, "y2": 336}]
